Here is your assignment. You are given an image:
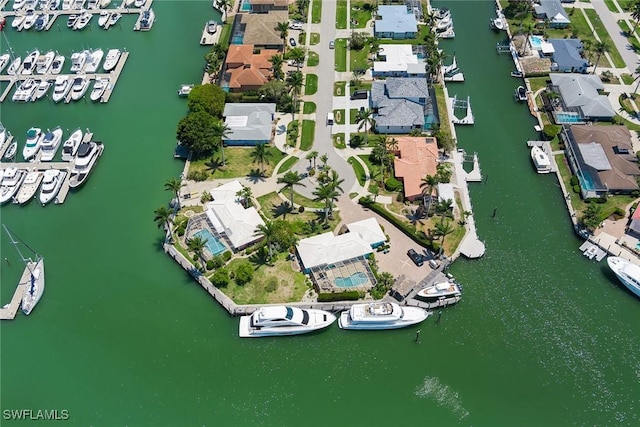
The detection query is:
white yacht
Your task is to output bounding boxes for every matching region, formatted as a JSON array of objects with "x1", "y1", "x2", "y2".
[
  {"x1": 66, "y1": 13, "x2": 77, "y2": 28},
  {"x1": 14, "y1": 170, "x2": 43, "y2": 204},
  {"x1": 12, "y1": 78, "x2": 37, "y2": 102},
  {"x1": 39, "y1": 168, "x2": 66, "y2": 205},
  {"x1": 338, "y1": 302, "x2": 430, "y2": 330},
  {"x1": 70, "y1": 76, "x2": 90, "y2": 101},
  {"x1": 83, "y1": 49, "x2": 104, "y2": 73},
  {"x1": 98, "y1": 11, "x2": 110, "y2": 27},
  {"x1": 417, "y1": 281, "x2": 462, "y2": 301},
  {"x1": 52, "y1": 75, "x2": 71, "y2": 102},
  {"x1": 178, "y1": 84, "x2": 193, "y2": 97},
  {"x1": 48, "y1": 0, "x2": 60, "y2": 9},
  {"x1": 90, "y1": 77, "x2": 109, "y2": 102},
  {"x1": 61, "y1": 0, "x2": 71, "y2": 8},
  {"x1": 21, "y1": 257, "x2": 45, "y2": 315},
  {"x1": 607, "y1": 257, "x2": 640, "y2": 298},
  {"x1": 32, "y1": 79, "x2": 51, "y2": 101},
  {"x1": 7, "y1": 57, "x2": 22, "y2": 75},
  {"x1": 50, "y1": 54, "x2": 65, "y2": 74},
  {"x1": 0, "y1": 123, "x2": 6, "y2": 147},
  {"x1": 105, "y1": 11, "x2": 120, "y2": 27},
  {"x1": 20, "y1": 49, "x2": 39, "y2": 74},
  {"x1": 3, "y1": 141, "x2": 18, "y2": 161},
  {"x1": 0, "y1": 53, "x2": 10, "y2": 73},
  {"x1": 60, "y1": 128, "x2": 82, "y2": 161},
  {"x1": 39, "y1": 126, "x2": 63, "y2": 161},
  {"x1": 137, "y1": 8, "x2": 154, "y2": 31},
  {"x1": 22, "y1": 11, "x2": 38, "y2": 30},
  {"x1": 69, "y1": 50, "x2": 89, "y2": 72},
  {"x1": 239, "y1": 306, "x2": 336, "y2": 337},
  {"x1": 35, "y1": 50, "x2": 55, "y2": 74},
  {"x1": 11, "y1": 15, "x2": 26, "y2": 29},
  {"x1": 34, "y1": 13, "x2": 49, "y2": 31},
  {"x1": 102, "y1": 48, "x2": 120, "y2": 72},
  {"x1": 69, "y1": 141, "x2": 104, "y2": 188},
  {"x1": 74, "y1": 12, "x2": 92, "y2": 30},
  {"x1": 22, "y1": 127, "x2": 43, "y2": 160},
  {"x1": 531, "y1": 146, "x2": 552, "y2": 174},
  {"x1": 0, "y1": 167, "x2": 27, "y2": 204},
  {"x1": 13, "y1": 0, "x2": 27, "y2": 10}
]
